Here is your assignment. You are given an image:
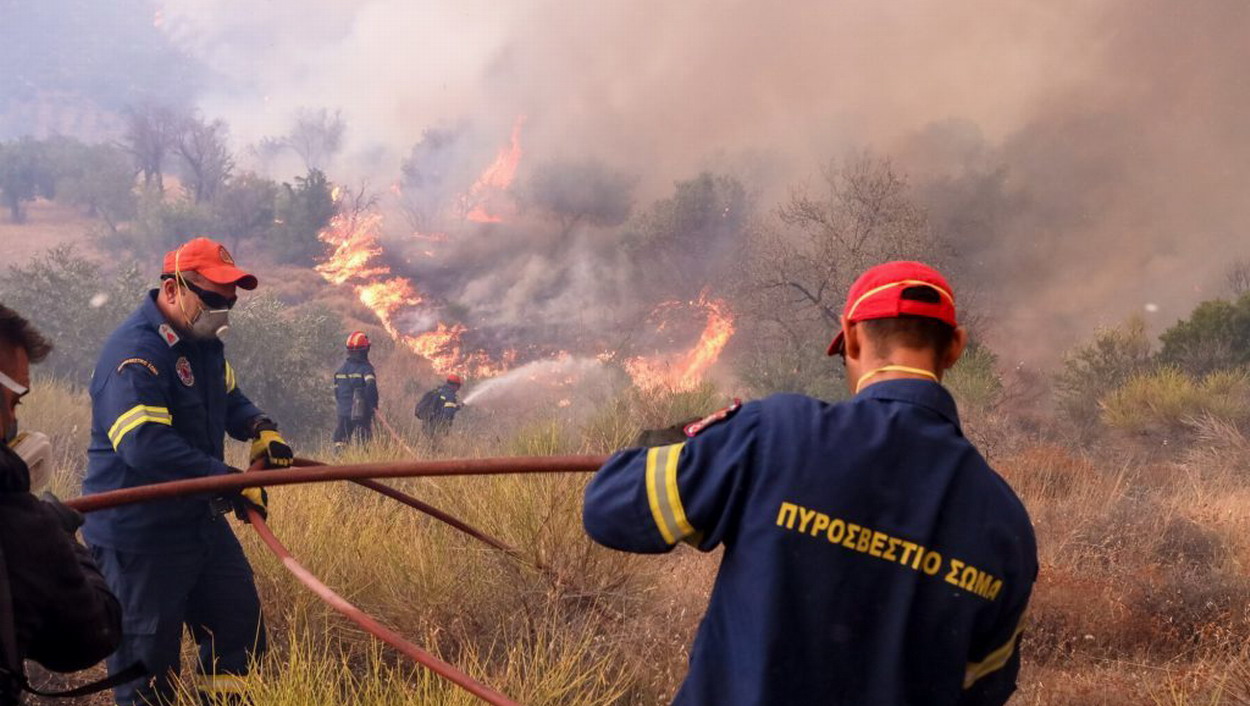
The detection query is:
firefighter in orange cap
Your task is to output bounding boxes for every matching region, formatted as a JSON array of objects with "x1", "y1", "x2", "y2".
[
  {"x1": 333, "y1": 331, "x2": 379, "y2": 447},
  {"x1": 81, "y1": 237, "x2": 294, "y2": 706},
  {"x1": 585, "y1": 261, "x2": 1037, "y2": 706}
]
